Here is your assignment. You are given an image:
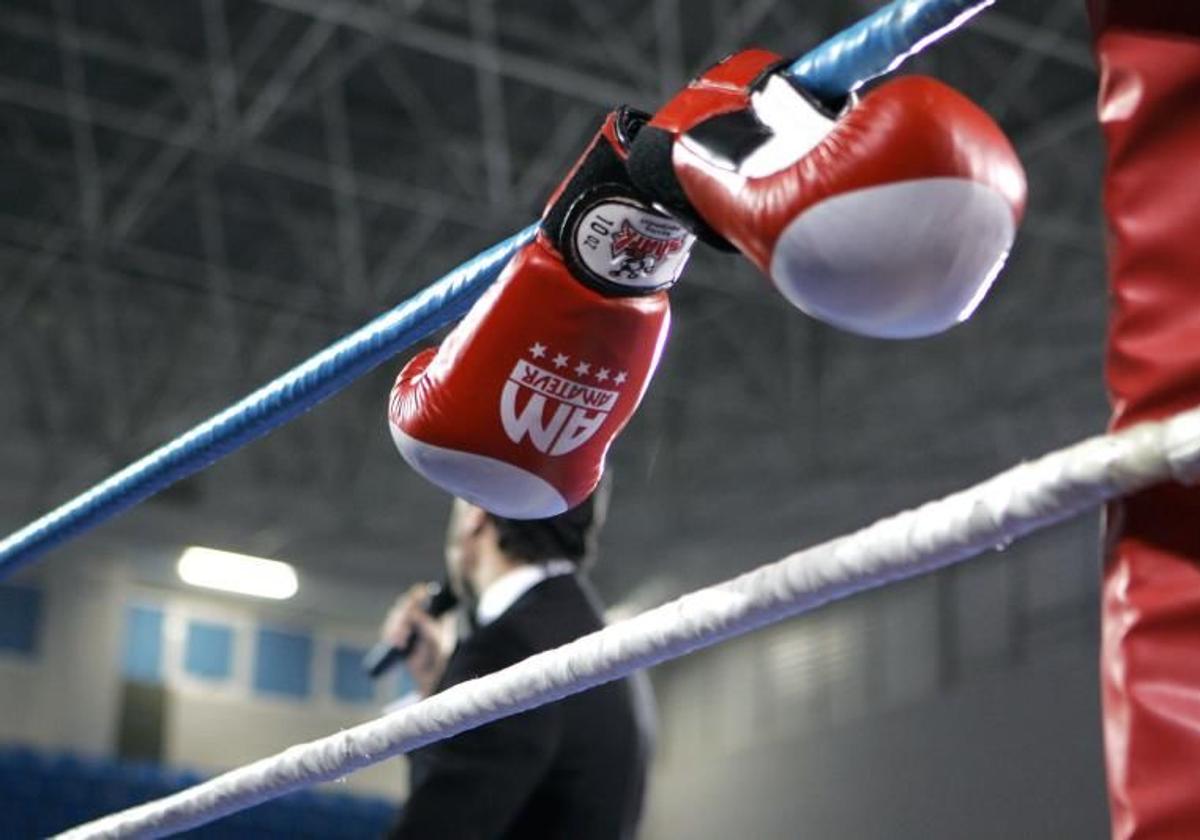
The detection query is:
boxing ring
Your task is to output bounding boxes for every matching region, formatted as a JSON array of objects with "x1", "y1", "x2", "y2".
[
  {"x1": 1, "y1": 0, "x2": 1194, "y2": 836},
  {"x1": 55, "y1": 411, "x2": 1200, "y2": 838}
]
